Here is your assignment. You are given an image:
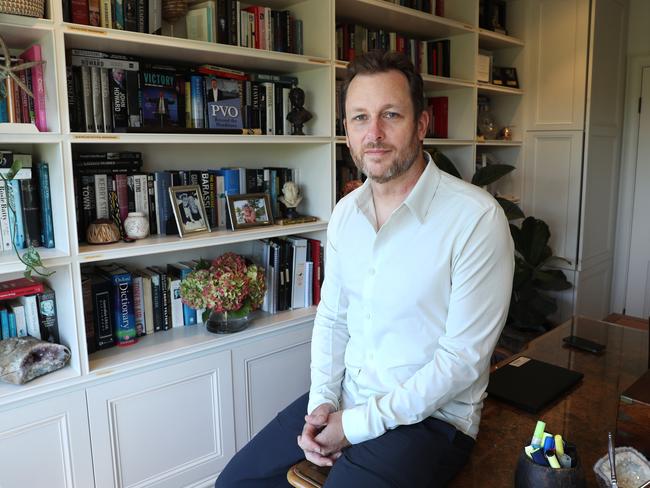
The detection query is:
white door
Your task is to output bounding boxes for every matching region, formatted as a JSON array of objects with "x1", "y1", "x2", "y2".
[{"x1": 625, "y1": 66, "x2": 650, "y2": 317}]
